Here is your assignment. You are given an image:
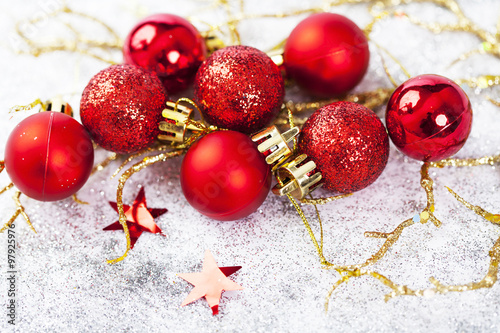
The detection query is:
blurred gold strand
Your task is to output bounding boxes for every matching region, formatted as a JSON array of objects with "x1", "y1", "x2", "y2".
[
  {"x1": 111, "y1": 145, "x2": 172, "y2": 179},
  {"x1": 15, "y1": 4, "x2": 121, "y2": 63},
  {"x1": 13, "y1": 191, "x2": 36, "y2": 233},
  {"x1": 284, "y1": 88, "x2": 395, "y2": 117},
  {"x1": 72, "y1": 194, "x2": 88, "y2": 205},
  {"x1": 420, "y1": 162, "x2": 441, "y2": 227},
  {"x1": 0, "y1": 192, "x2": 36, "y2": 234},
  {"x1": 373, "y1": 41, "x2": 412, "y2": 86},
  {"x1": 446, "y1": 187, "x2": 500, "y2": 225},
  {"x1": 10, "y1": 99, "x2": 44, "y2": 113},
  {"x1": 0, "y1": 211, "x2": 21, "y2": 233},
  {"x1": 449, "y1": 49, "x2": 483, "y2": 67},
  {"x1": 430, "y1": 154, "x2": 500, "y2": 168},
  {"x1": 0, "y1": 182, "x2": 13, "y2": 195},
  {"x1": 219, "y1": 0, "x2": 242, "y2": 45},
  {"x1": 324, "y1": 274, "x2": 346, "y2": 313},
  {"x1": 456, "y1": 75, "x2": 500, "y2": 90},
  {"x1": 300, "y1": 193, "x2": 352, "y2": 205},
  {"x1": 275, "y1": 116, "x2": 307, "y2": 128},
  {"x1": 364, "y1": 11, "x2": 389, "y2": 36},
  {"x1": 0, "y1": 171, "x2": 36, "y2": 232},
  {"x1": 283, "y1": 104, "x2": 299, "y2": 151},
  {"x1": 91, "y1": 152, "x2": 119, "y2": 175},
  {"x1": 232, "y1": 0, "x2": 374, "y2": 21},
  {"x1": 379, "y1": 0, "x2": 500, "y2": 60},
  {"x1": 311, "y1": 199, "x2": 325, "y2": 259},
  {"x1": 488, "y1": 97, "x2": 500, "y2": 107}
]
